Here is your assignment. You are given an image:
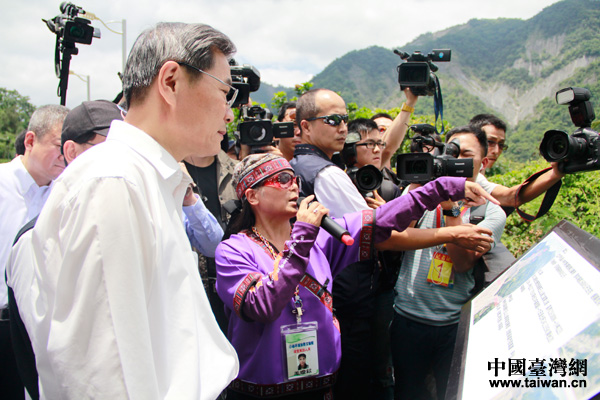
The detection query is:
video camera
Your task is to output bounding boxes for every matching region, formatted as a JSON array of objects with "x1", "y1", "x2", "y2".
[
  {"x1": 238, "y1": 105, "x2": 295, "y2": 146},
  {"x1": 43, "y1": 2, "x2": 100, "y2": 45},
  {"x1": 230, "y1": 64, "x2": 261, "y2": 108},
  {"x1": 229, "y1": 63, "x2": 294, "y2": 147},
  {"x1": 540, "y1": 87, "x2": 599, "y2": 174},
  {"x1": 43, "y1": 2, "x2": 101, "y2": 105},
  {"x1": 394, "y1": 49, "x2": 451, "y2": 97},
  {"x1": 396, "y1": 133, "x2": 473, "y2": 183}
]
